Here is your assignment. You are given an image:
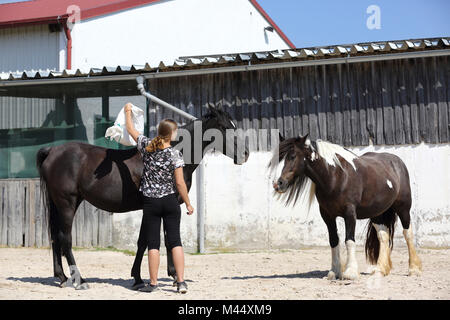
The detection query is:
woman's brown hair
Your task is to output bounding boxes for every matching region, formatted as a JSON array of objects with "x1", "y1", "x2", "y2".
[{"x1": 145, "y1": 119, "x2": 178, "y2": 152}]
